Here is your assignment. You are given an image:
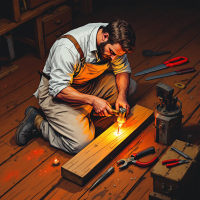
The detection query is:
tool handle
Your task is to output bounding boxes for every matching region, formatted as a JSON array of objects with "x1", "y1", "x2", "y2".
[
  {"x1": 176, "y1": 67, "x2": 195, "y2": 74},
  {"x1": 135, "y1": 157, "x2": 158, "y2": 167},
  {"x1": 171, "y1": 146, "x2": 192, "y2": 159},
  {"x1": 132, "y1": 147, "x2": 155, "y2": 159},
  {"x1": 166, "y1": 162, "x2": 179, "y2": 168},
  {"x1": 162, "y1": 159, "x2": 180, "y2": 165},
  {"x1": 92, "y1": 109, "x2": 118, "y2": 117},
  {"x1": 164, "y1": 56, "x2": 188, "y2": 67},
  {"x1": 154, "y1": 51, "x2": 171, "y2": 56},
  {"x1": 187, "y1": 86, "x2": 196, "y2": 94},
  {"x1": 90, "y1": 167, "x2": 114, "y2": 191}
]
